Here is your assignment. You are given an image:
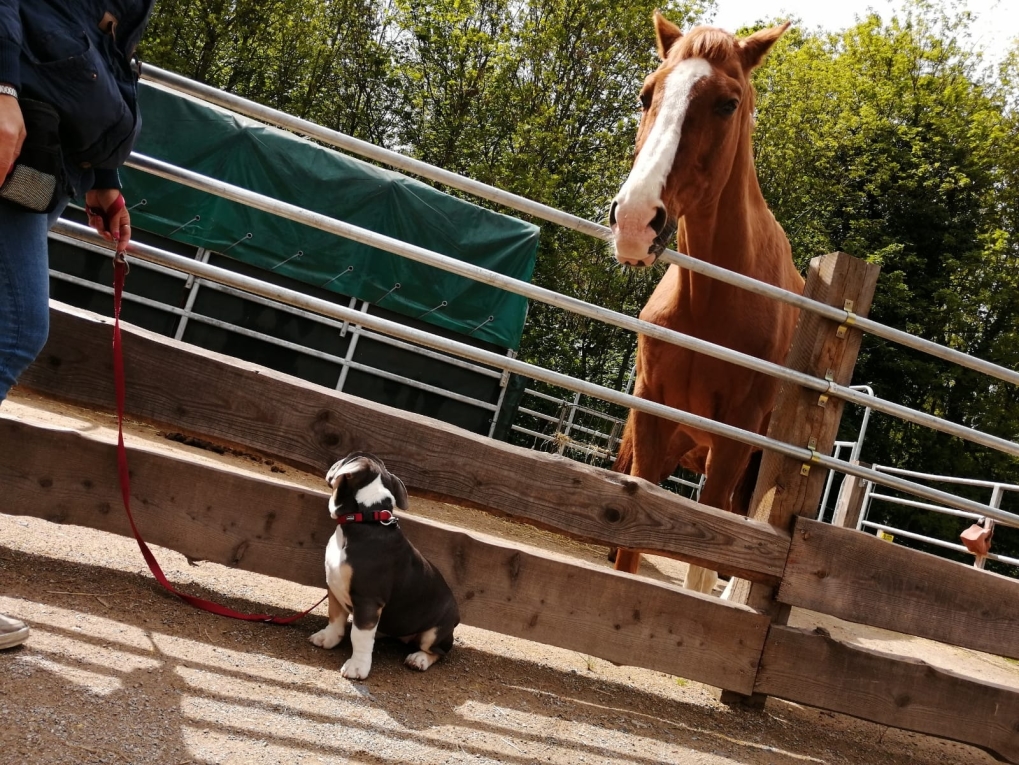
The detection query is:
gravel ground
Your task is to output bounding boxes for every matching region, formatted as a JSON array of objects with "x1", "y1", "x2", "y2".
[{"x1": 1, "y1": 394, "x2": 1013, "y2": 764}]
